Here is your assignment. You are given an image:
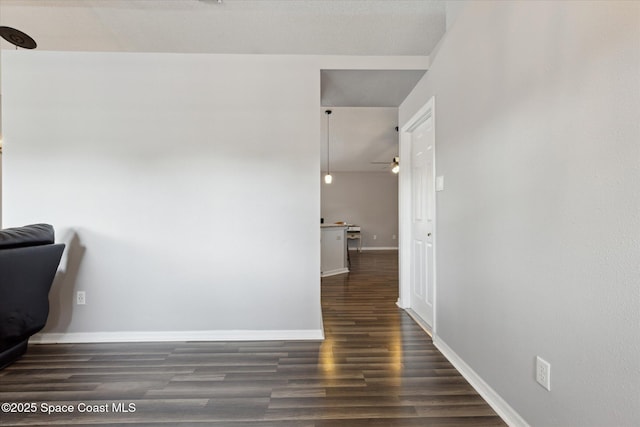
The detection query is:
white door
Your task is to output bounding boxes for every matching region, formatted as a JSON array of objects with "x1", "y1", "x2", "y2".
[{"x1": 408, "y1": 113, "x2": 435, "y2": 327}]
